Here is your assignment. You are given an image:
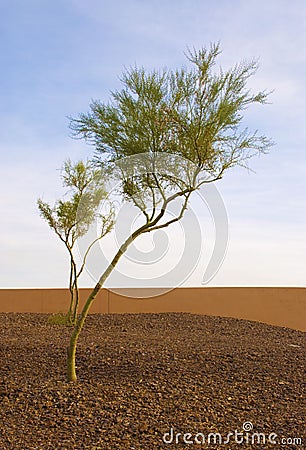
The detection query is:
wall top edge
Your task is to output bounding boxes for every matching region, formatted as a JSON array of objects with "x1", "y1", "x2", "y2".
[{"x1": 0, "y1": 286, "x2": 306, "y2": 291}]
